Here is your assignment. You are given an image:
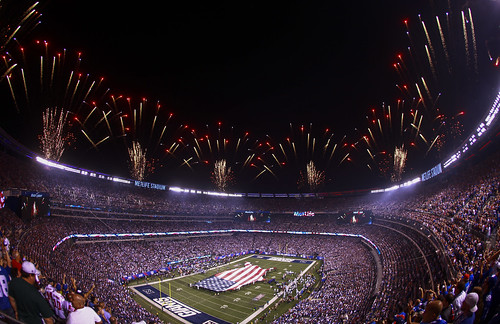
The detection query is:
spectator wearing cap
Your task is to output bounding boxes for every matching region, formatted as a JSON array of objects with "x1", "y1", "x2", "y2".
[
  {"x1": 8, "y1": 261, "x2": 54, "y2": 324},
  {"x1": 454, "y1": 292, "x2": 479, "y2": 324},
  {"x1": 66, "y1": 293, "x2": 102, "y2": 324},
  {"x1": 463, "y1": 274, "x2": 470, "y2": 290},
  {"x1": 470, "y1": 286, "x2": 484, "y2": 323}
]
